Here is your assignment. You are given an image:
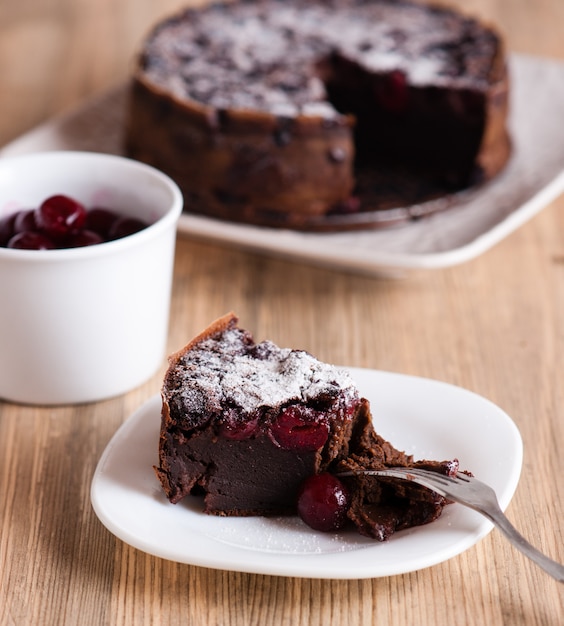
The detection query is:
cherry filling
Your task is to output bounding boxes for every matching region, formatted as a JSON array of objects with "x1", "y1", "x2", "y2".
[
  {"x1": 297, "y1": 472, "x2": 351, "y2": 532},
  {"x1": 374, "y1": 70, "x2": 409, "y2": 113},
  {"x1": 269, "y1": 406, "x2": 330, "y2": 451},
  {"x1": 0, "y1": 194, "x2": 148, "y2": 250},
  {"x1": 219, "y1": 409, "x2": 261, "y2": 440}
]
